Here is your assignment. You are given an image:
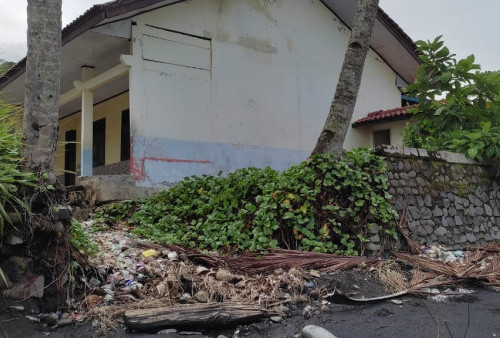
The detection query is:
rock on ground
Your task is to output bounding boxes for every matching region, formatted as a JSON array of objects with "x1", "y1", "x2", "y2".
[{"x1": 302, "y1": 325, "x2": 337, "y2": 338}]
